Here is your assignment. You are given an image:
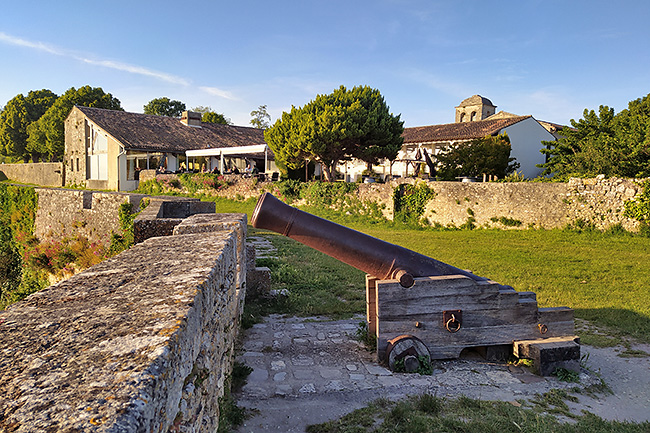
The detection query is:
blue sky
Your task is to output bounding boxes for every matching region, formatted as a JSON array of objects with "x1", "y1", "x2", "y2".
[{"x1": 1, "y1": 1, "x2": 649, "y2": 128}]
